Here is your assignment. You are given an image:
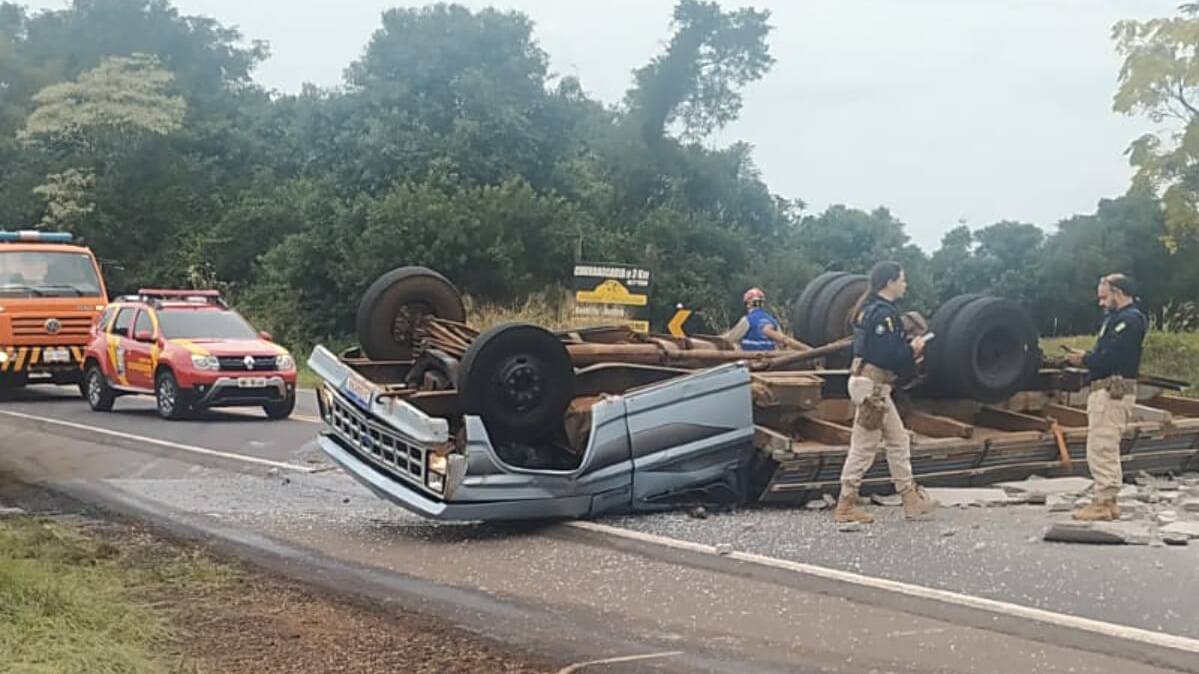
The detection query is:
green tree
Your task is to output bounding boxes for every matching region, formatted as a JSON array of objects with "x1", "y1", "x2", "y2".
[
  {"x1": 625, "y1": 0, "x2": 774, "y2": 143},
  {"x1": 1113, "y1": 4, "x2": 1199, "y2": 248},
  {"x1": 21, "y1": 53, "x2": 186, "y2": 155}
]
